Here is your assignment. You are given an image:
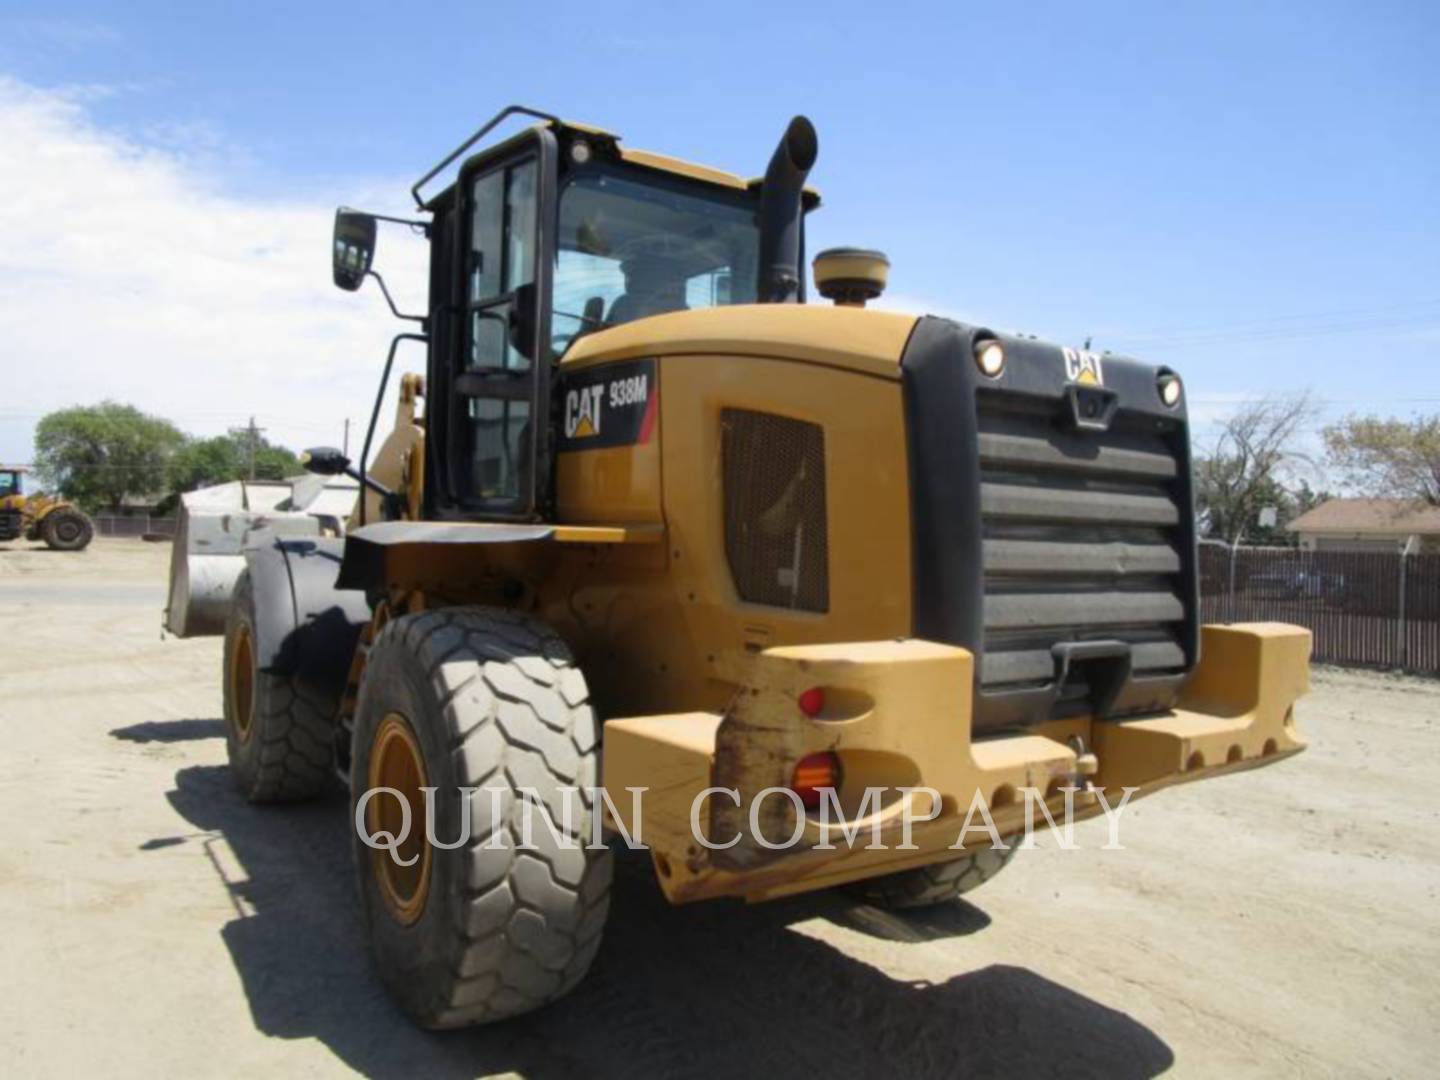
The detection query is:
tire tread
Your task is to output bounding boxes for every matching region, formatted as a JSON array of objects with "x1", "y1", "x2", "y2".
[
  {"x1": 359, "y1": 606, "x2": 611, "y2": 1028},
  {"x1": 850, "y1": 841, "x2": 1018, "y2": 909}
]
